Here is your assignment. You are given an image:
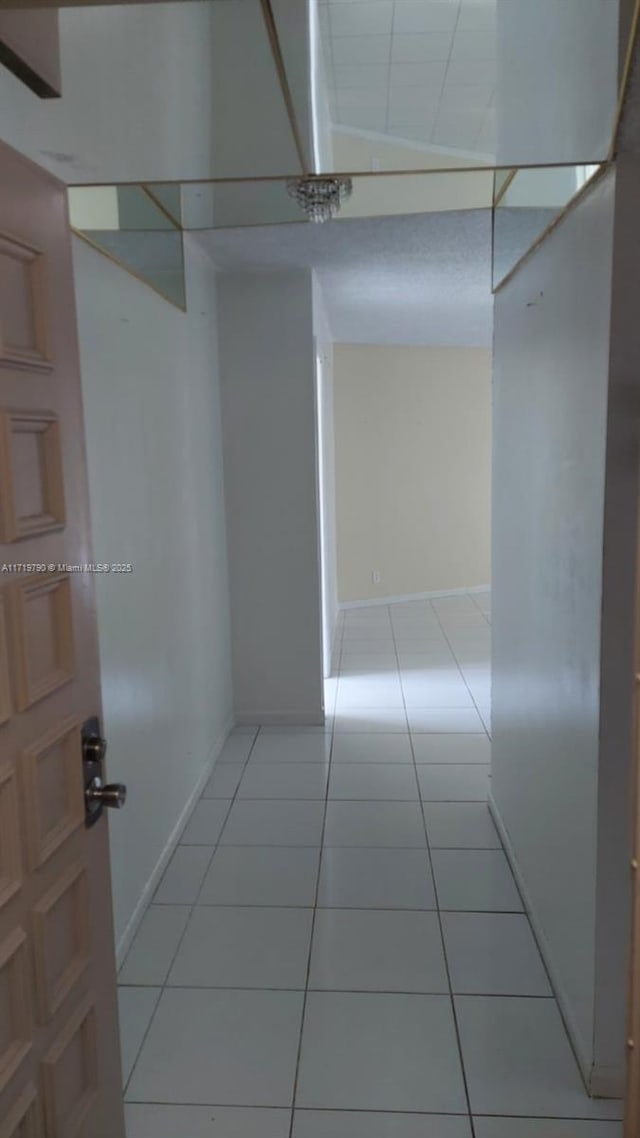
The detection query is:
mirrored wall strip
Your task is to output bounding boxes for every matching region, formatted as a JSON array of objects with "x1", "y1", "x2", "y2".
[
  {"x1": 491, "y1": 162, "x2": 610, "y2": 295},
  {"x1": 71, "y1": 227, "x2": 187, "y2": 313},
  {"x1": 141, "y1": 185, "x2": 182, "y2": 231},
  {"x1": 493, "y1": 169, "x2": 517, "y2": 208}
]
